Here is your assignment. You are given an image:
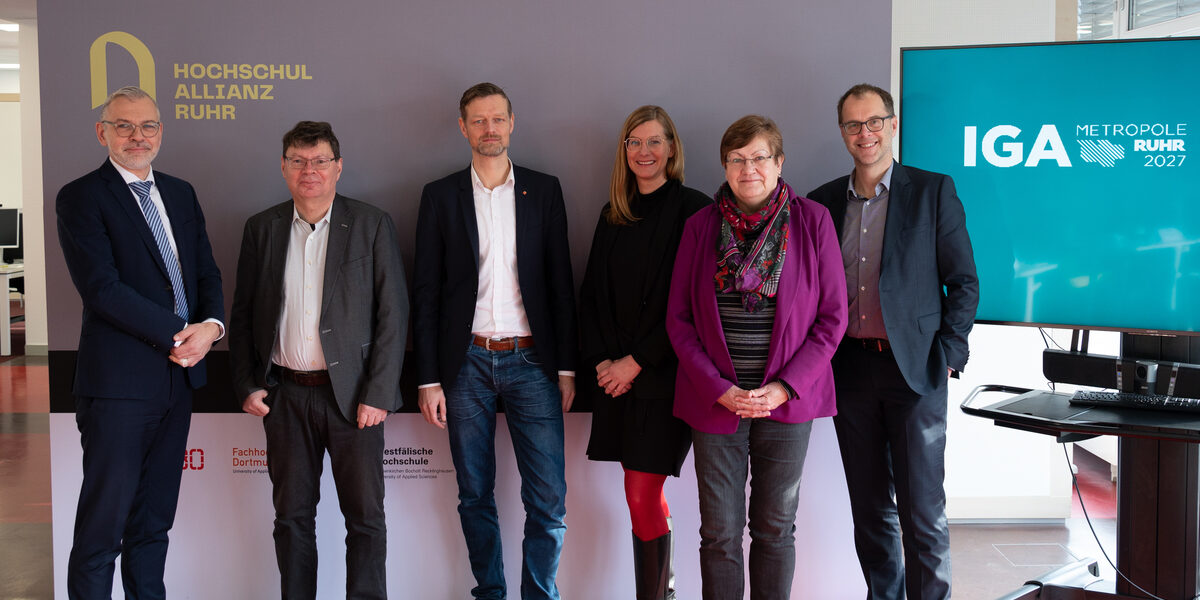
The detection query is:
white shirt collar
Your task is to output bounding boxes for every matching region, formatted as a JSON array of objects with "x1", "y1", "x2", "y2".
[
  {"x1": 469, "y1": 159, "x2": 515, "y2": 193},
  {"x1": 292, "y1": 203, "x2": 333, "y2": 229},
  {"x1": 110, "y1": 157, "x2": 155, "y2": 185}
]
